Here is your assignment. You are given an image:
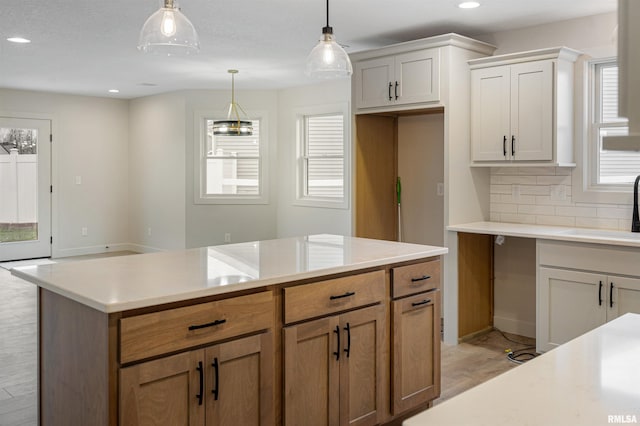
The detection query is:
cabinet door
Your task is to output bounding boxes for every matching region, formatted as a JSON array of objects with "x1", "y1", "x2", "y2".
[
  {"x1": 394, "y1": 48, "x2": 440, "y2": 105},
  {"x1": 120, "y1": 350, "x2": 205, "y2": 426},
  {"x1": 205, "y1": 332, "x2": 274, "y2": 426},
  {"x1": 470, "y1": 65, "x2": 511, "y2": 161},
  {"x1": 284, "y1": 316, "x2": 340, "y2": 426},
  {"x1": 607, "y1": 276, "x2": 640, "y2": 321},
  {"x1": 339, "y1": 305, "x2": 385, "y2": 426},
  {"x1": 510, "y1": 60, "x2": 553, "y2": 161},
  {"x1": 537, "y1": 267, "x2": 606, "y2": 352},
  {"x1": 391, "y1": 291, "x2": 440, "y2": 415},
  {"x1": 354, "y1": 57, "x2": 395, "y2": 109}
]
